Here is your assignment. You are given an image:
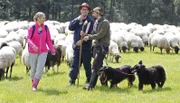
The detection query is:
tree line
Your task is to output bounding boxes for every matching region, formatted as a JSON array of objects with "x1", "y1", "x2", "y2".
[{"x1": 0, "y1": 0, "x2": 180, "y2": 25}]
